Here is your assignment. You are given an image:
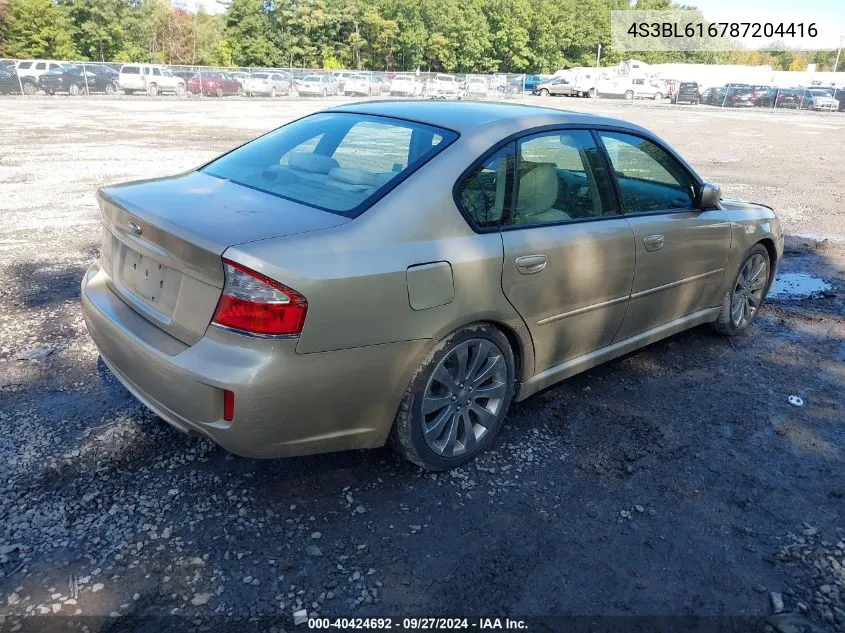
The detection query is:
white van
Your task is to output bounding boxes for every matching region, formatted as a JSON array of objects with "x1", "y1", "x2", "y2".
[
  {"x1": 118, "y1": 64, "x2": 186, "y2": 96},
  {"x1": 596, "y1": 75, "x2": 668, "y2": 100}
]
